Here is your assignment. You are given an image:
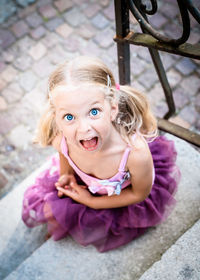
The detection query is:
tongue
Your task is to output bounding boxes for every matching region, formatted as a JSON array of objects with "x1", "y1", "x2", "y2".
[{"x1": 82, "y1": 137, "x2": 97, "y2": 149}]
